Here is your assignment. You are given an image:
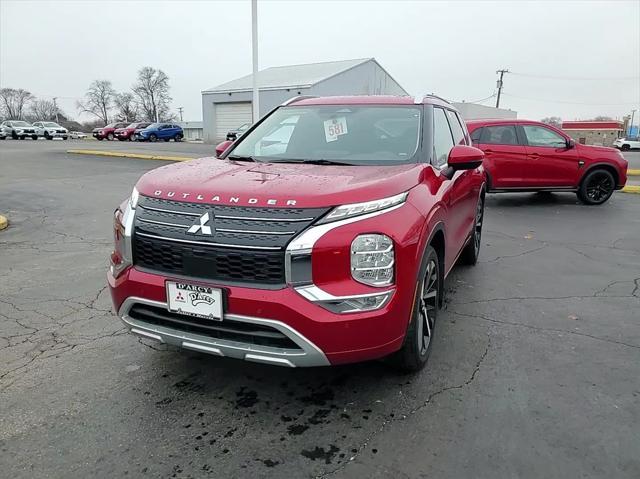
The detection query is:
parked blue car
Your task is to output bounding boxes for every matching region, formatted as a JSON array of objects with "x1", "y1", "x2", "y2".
[{"x1": 135, "y1": 123, "x2": 184, "y2": 142}]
